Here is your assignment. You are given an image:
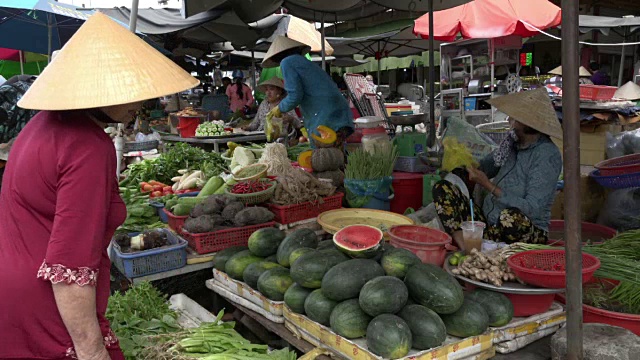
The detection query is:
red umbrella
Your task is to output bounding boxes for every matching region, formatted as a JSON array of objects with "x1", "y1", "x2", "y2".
[{"x1": 414, "y1": 0, "x2": 561, "y2": 41}]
